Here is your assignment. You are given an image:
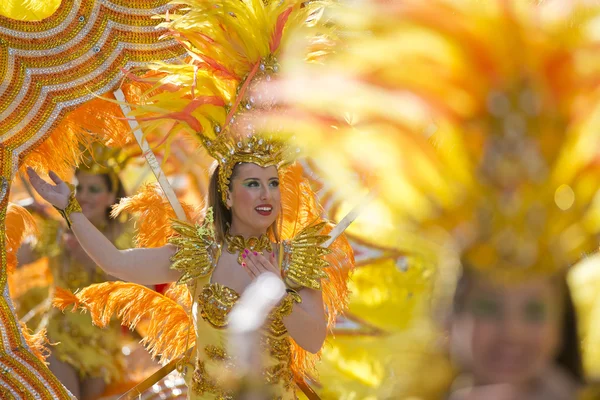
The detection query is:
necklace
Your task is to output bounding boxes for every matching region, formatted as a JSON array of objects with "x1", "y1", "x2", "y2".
[{"x1": 224, "y1": 232, "x2": 271, "y2": 264}]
